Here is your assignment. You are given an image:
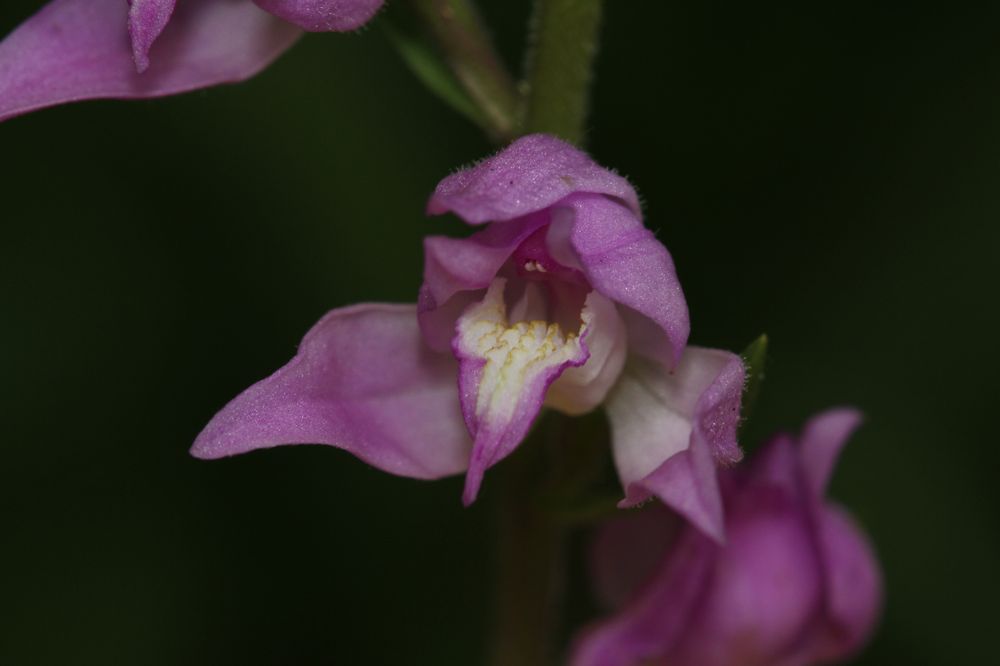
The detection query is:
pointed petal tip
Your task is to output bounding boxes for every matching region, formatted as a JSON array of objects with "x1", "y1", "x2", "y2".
[
  {"x1": 187, "y1": 303, "x2": 471, "y2": 480},
  {"x1": 799, "y1": 406, "x2": 865, "y2": 496},
  {"x1": 461, "y1": 465, "x2": 484, "y2": 506}
]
